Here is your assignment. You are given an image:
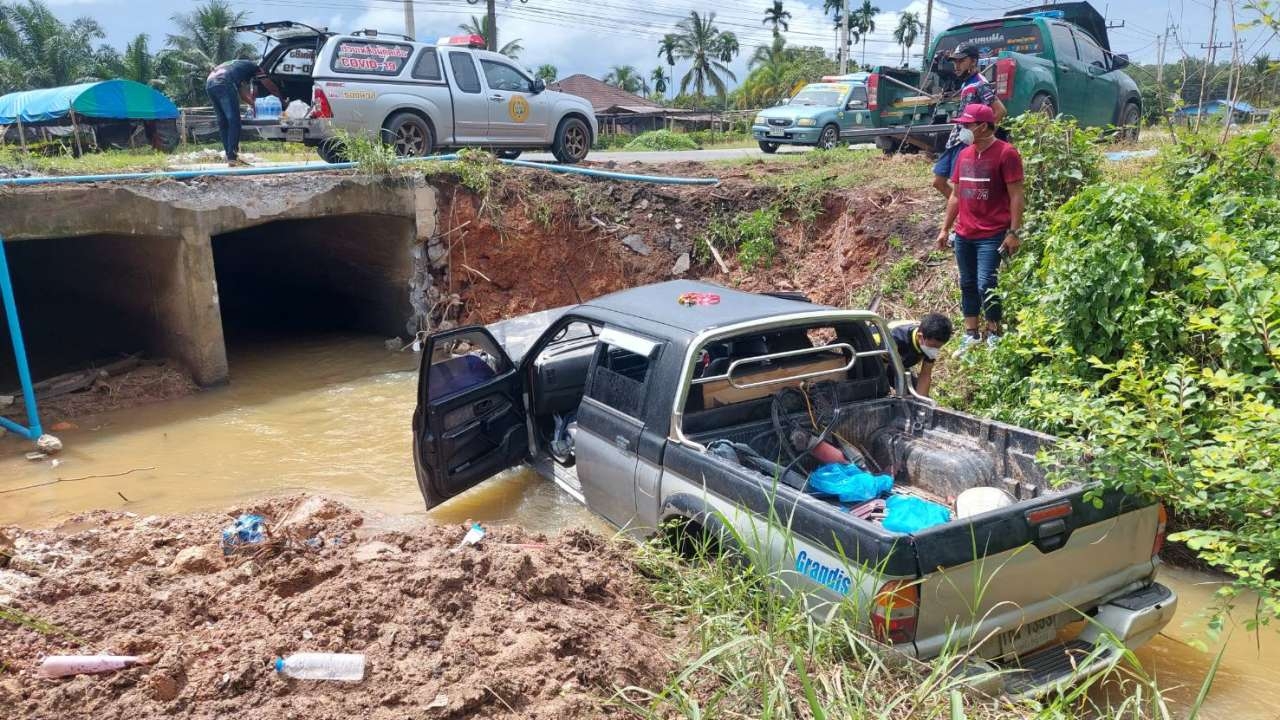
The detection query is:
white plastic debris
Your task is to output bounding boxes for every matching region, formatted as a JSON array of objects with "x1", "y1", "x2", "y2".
[{"x1": 36, "y1": 434, "x2": 63, "y2": 454}]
